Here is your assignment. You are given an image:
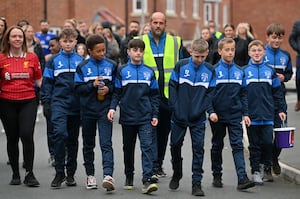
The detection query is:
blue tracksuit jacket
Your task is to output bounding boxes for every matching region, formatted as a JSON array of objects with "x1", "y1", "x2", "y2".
[
  {"x1": 74, "y1": 56, "x2": 117, "y2": 118},
  {"x1": 244, "y1": 60, "x2": 284, "y2": 125},
  {"x1": 110, "y1": 61, "x2": 160, "y2": 125},
  {"x1": 40, "y1": 49, "x2": 84, "y2": 115},
  {"x1": 168, "y1": 57, "x2": 214, "y2": 127},
  {"x1": 210, "y1": 60, "x2": 248, "y2": 122}
]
